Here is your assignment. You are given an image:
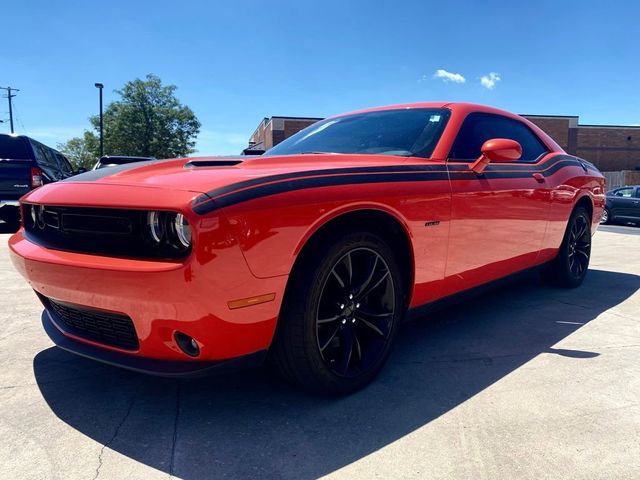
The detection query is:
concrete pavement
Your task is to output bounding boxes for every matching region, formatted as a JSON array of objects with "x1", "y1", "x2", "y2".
[{"x1": 0, "y1": 227, "x2": 639, "y2": 479}]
